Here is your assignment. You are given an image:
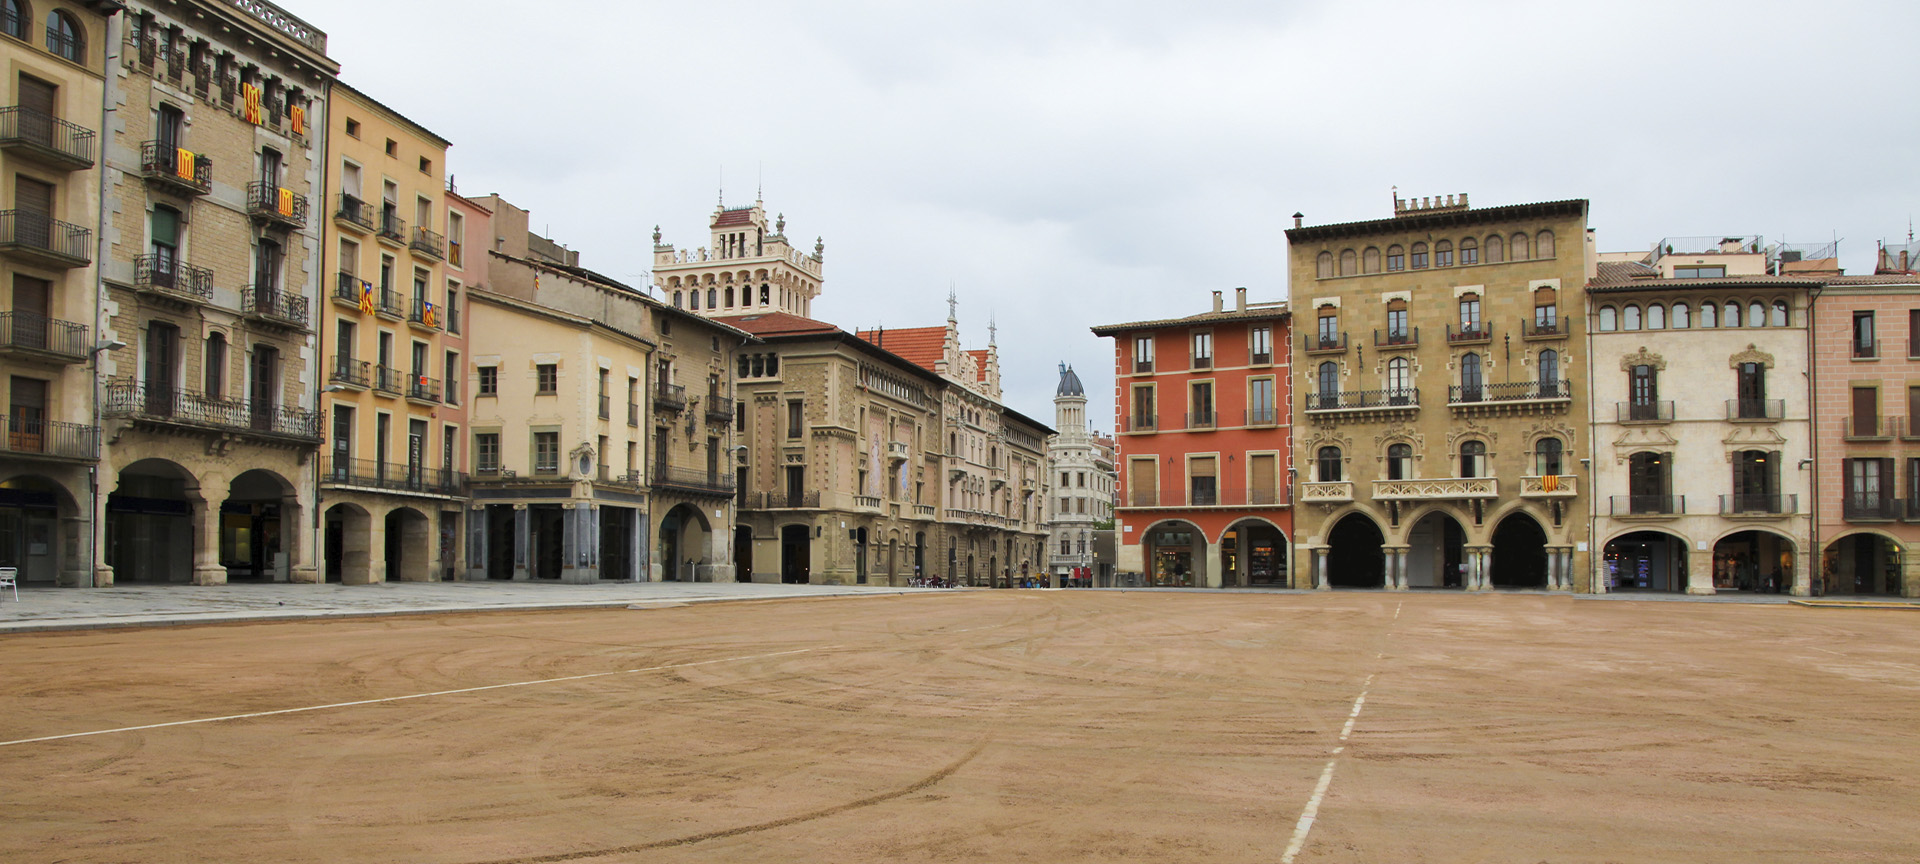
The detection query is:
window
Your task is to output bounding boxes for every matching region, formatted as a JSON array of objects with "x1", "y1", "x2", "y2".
[
  {"x1": 1647, "y1": 304, "x2": 1665, "y2": 329},
  {"x1": 1188, "y1": 381, "x2": 1213, "y2": 428},
  {"x1": 1485, "y1": 234, "x2": 1504, "y2": 263},
  {"x1": 45, "y1": 10, "x2": 81, "y2": 62},
  {"x1": 1535, "y1": 300, "x2": 1558, "y2": 334},
  {"x1": 1317, "y1": 447, "x2": 1342, "y2": 482},
  {"x1": 1460, "y1": 238, "x2": 1478, "y2": 265},
  {"x1": 1699, "y1": 301, "x2": 1717, "y2": 328},
  {"x1": 444, "y1": 352, "x2": 460, "y2": 404},
  {"x1": 1537, "y1": 349, "x2": 1560, "y2": 396},
  {"x1": 1511, "y1": 232, "x2": 1529, "y2": 260},
  {"x1": 1724, "y1": 301, "x2": 1741, "y2": 328},
  {"x1": 254, "y1": 238, "x2": 283, "y2": 291},
  {"x1": 1852, "y1": 386, "x2": 1880, "y2": 437},
  {"x1": 1853, "y1": 311, "x2": 1876, "y2": 358},
  {"x1": 1622, "y1": 304, "x2": 1641, "y2": 331},
  {"x1": 1628, "y1": 364, "x2": 1659, "y2": 420},
  {"x1": 1386, "y1": 245, "x2": 1405, "y2": 271},
  {"x1": 706, "y1": 287, "x2": 716, "y2": 307},
  {"x1": 1362, "y1": 247, "x2": 1381, "y2": 273},
  {"x1": 204, "y1": 332, "x2": 226, "y2": 396},
  {"x1": 419, "y1": 156, "x2": 431, "y2": 174},
  {"x1": 150, "y1": 205, "x2": 180, "y2": 284},
  {"x1": 1316, "y1": 251, "x2": 1333, "y2": 279},
  {"x1": 344, "y1": 118, "x2": 360, "y2": 138},
  {"x1": 1387, "y1": 443, "x2": 1413, "y2": 480},
  {"x1": 1133, "y1": 334, "x2": 1154, "y2": 373},
  {"x1": 447, "y1": 211, "x2": 464, "y2": 267},
  {"x1": 1248, "y1": 378, "x2": 1275, "y2": 425},
  {"x1": 1459, "y1": 353, "x2": 1483, "y2": 401},
  {"x1": 1735, "y1": 362, "x2": 1767, "y2": 419},
  {"x1": 1191, "y1": 331, "x2": 1212, "y2": 369},
  {"x1": 445, "y1": 286, "x2": 460, "y2": 334},
  {"x1": 1386, "y1": 302, "x2": 1409, "y2": 343},
  {"x1": 385, "y1": 138, "x2": 398, "y2": 157},
  {"x1": 1628, "y1": 452, "x2": 1670, "y2": 513},
  {"x1": 475, "y1": 432, "x2": 500, "y2": 472},
  {"x1": 1316, "y1": 361, "x2": 1339, "y2": 408},
  {"x1": 1410, "y1": 242, "x2": 1429, "y2": 269},
  {"x1": 477, "y1": 365, "x2": 498, "y2": 397},
  {"x1": 1535, "y1": 438, "x2": 1564, "y2": 476},
  {"x1": 3, "y1": 0, "x2": 25, "y2": 40},
  {"x1": 1771, "y1": 300, "x2": 1788, "y2": 327},
  {"x1": 1317, "y1": 309, "x2": 1339, "y2": 348},
  {"x1": 1673, "y1": 265, "x2": 1726, "y2": 279},
  {"x1": 1459, "y1": 295, "x2": 1481, "y2": 333},
  {"x1": 1386, "y1": 357, "x2": 1411, "y2": 402},
  {"x1": 788, "y1": 400, "x2": 803, "y2": 438},
  {"x1": 1339, "y1": 249, "x2": 1357, "y2": 276},
  {"x1": 1846, "y1": 458, "x2": 1890, "y2": 514},
  {"x1": 1748, "y1": 301, "x2": 1765, "y2": 328},
  {"x1": 597, "y1": 369, "x2": 610, "y2": 419},
  {"x1": 689, "y1": 289, "x2": 700, "y2": 311},
  {"x1": 1672, "y1": 302, "x2": 1690, "y2": 329},
  {"x1": 1536, "y1": 230, "x2": 1556, "y2": 258},
  {"x1": 1131, "y1": 384, "x2": 1155, "y2": 430},
  {"x1": 533, "y1": 431, "x2": 559, "y2": 474},
  {"x1": 1459, "y1": 441, "x2": 1486, "y2": 477},
  {"x1": 1189, "y1": 456, "x2": 1217, "y2": 505},
  {"x1": 1435, "y1": 240, "x2": 1453, "y2": 267},
  {"x1": 536, "y1": 363, "x2": 557, "y2": 394},
  {"x1": 1250, "y1": 325, "x2": 1272, "y2": 364}
]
